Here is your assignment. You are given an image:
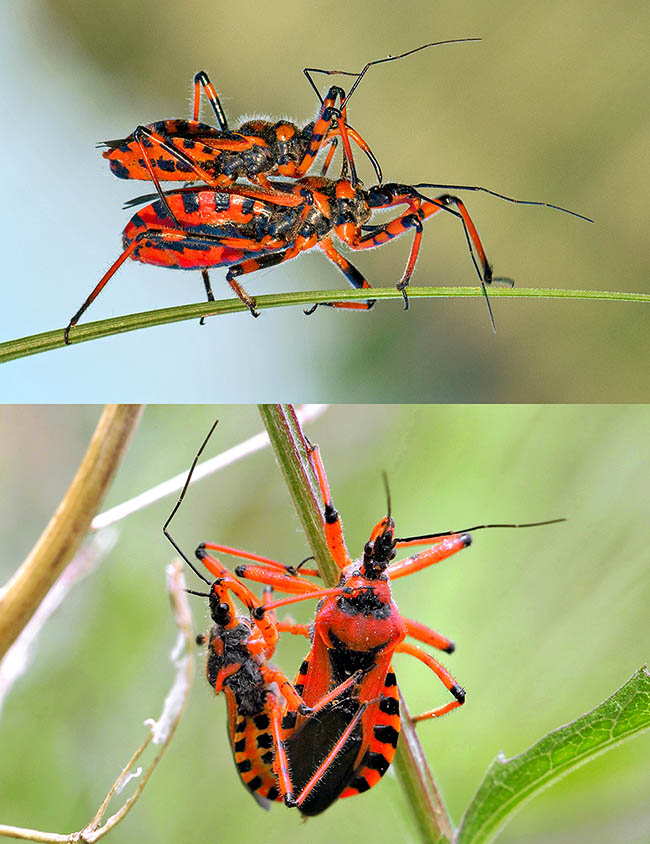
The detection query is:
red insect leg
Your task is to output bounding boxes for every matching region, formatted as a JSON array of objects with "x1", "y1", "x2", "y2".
[
  {"x1": 338, "y1": 186, "x2": 494, "y2": 312},
  {"x1": 192, "y1": 70, "x2": 228, "y2": 128},
  {"x1": 283, "y1": 86, "x2": 374, "y2": 185},
  {"x1": 201, "y1": 542, "x2": 319, "y2": 577},
  {"x1": 308, "y1": 238, "x2": 376, "y2": 311},
  {"x1": 395, "y1": 641, "x2": 465, "y2": 718},
  {"x1": 403, "y1": 616, "x2": 455, "y2": 654},
  {"x1": 222, "y1": 228, "x2": 320, "y2": 317},
  {"x1": 386, "y1": 533, "x2": 472, "y2": 580},
  {"x1": 306, "y1": 440, "x2": 352, "y2": 568}
]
